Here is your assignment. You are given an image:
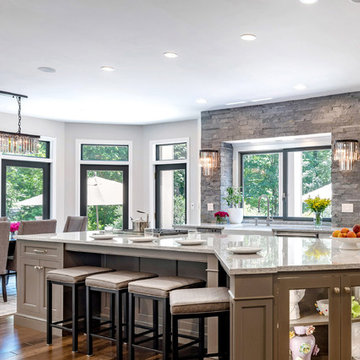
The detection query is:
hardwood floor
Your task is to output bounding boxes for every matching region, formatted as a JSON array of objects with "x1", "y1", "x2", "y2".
[{"x1": 0, "y1": 315, "x2": 161, "y2": 360}]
